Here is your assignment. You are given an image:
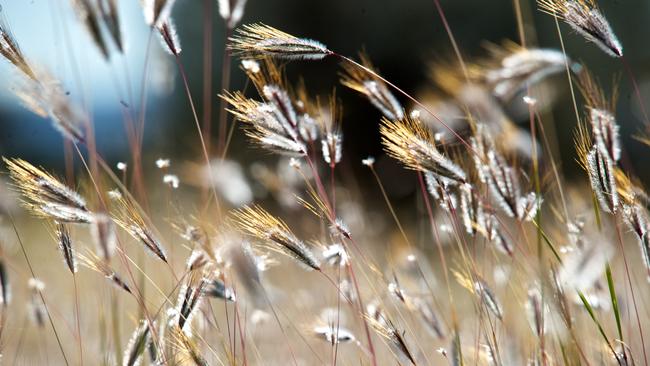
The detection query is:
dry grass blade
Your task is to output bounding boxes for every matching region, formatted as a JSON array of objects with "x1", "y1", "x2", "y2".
[
  {"x1": 4, "y1": 157, "x2": 92, "y2": 223},
  {"x1": 229, "y1": 23, "x2": 331, "y2": 60},
  {"x1": 459, "y1": 183, "x2": 481, "y2": 235},
  {"x1": 232, "y1": 205, "x2": 321, "y2": 270},
  {"x1": 424, "y1": 171, "x2": 458, "y2": 212},
  {"x1": 485, "y1": 215, "x2": 515, "y2": 256},
  {"x1": 185, "y1": 249, "x2": 209, "y2": 272},
  {"x1": 226, "y1": 241, "x2": 265, "y2": 308},
  {"x1": 538, "y1": 0, "x2": 622, "y2": 57},
  {"x1": 411, "y1": 297, "x2": 445, "y2": 339},
  {"x1": 526, "y1": 286, "x2": 545, "y2": 338},
  {"x1": 589, "y1": 107, "x2": 620, "y2": 163},
  {"x1": 577, "y1": 69, "x2": 621, "y2": 163}
]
